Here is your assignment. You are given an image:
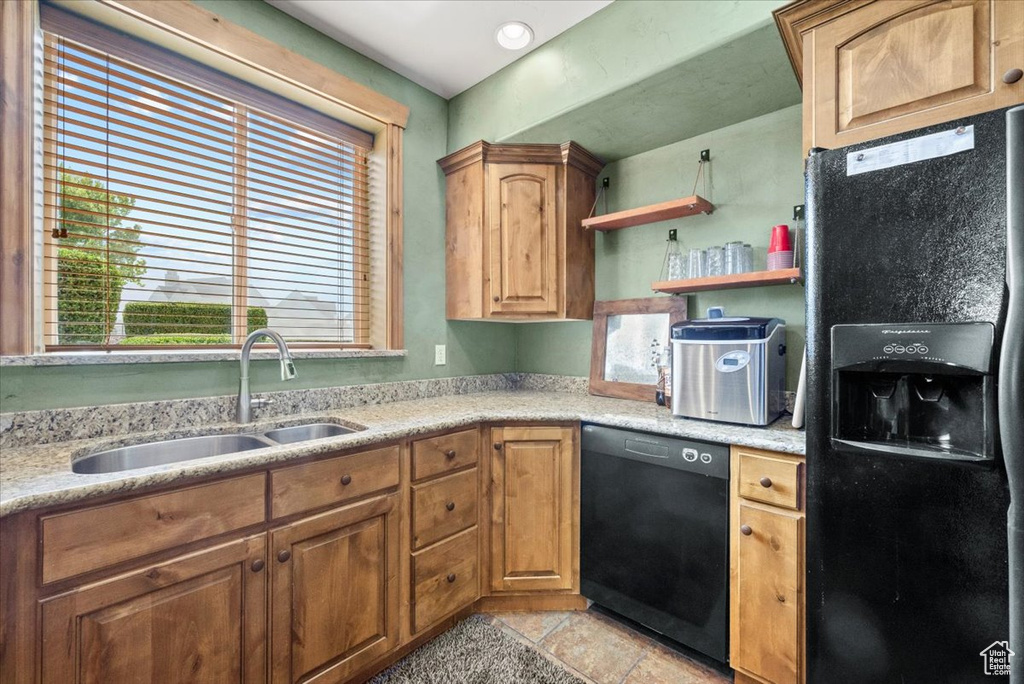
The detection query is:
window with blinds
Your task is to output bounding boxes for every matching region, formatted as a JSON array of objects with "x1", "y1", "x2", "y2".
[{"x1": 41, "y1": 8, "x2": 374, "y2": 350}]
